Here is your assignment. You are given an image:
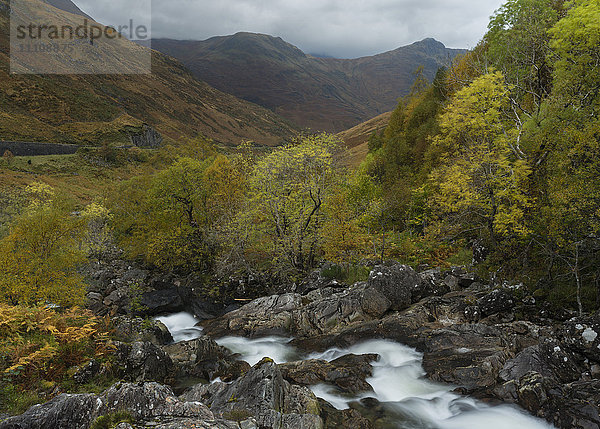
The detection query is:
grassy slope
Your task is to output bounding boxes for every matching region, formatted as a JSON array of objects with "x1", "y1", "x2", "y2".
[
  {"x1": 337, "y1": 111, "x2": 392, "y2": 166},
  {"x1": 0, "y1": 1, "x2": 297, "y2": 147}
]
